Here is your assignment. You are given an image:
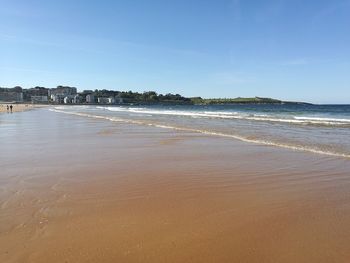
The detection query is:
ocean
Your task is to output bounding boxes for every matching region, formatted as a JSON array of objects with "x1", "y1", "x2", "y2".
[
  {"x1": 52, "y1": 104, "x2": 350, "y2": 159},
  {"x1": 2, "y1": 105, "x2": 350, "y2": 262}
]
